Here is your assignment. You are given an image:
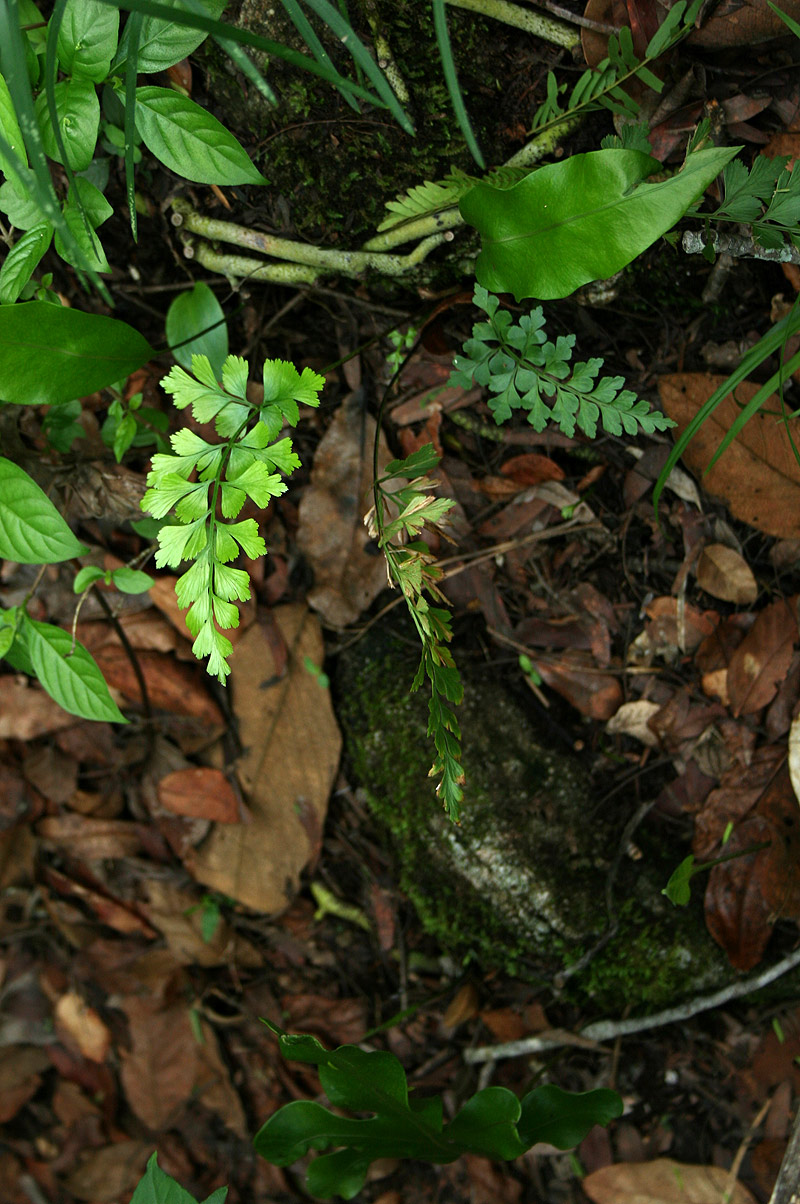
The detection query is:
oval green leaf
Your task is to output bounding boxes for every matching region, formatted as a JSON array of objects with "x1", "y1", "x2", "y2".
[
  {"x1": 56, "y1": 0, "x2": 120, "y2": 82},
  {"x1": 22, "y1": 614, "x2": 127, "y2": 723},
  {"x1": 134, "y1": 86, "x2": 266, "y2": 185},
  {"x1": 113, "y1": 0, "x2": 226, "y2": 73},
  {"x1": 0, "y1": 223, "x2": 53, "y2": 304},
  {"x1": 0, "y1": 457, "x2": 88, "y2": 563},
  {"x1": 166, "y1": 282, "x2": 228, "y2": 376},
  {"x1": 34, "y1": 76, "x2": 100, "y2": 171},
  {"x1": 0, "y1": 303, "x2": 155, "y2": 404},
  {"x1": 460, "y1": 146, "x2": 740, "y2": 301}
]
